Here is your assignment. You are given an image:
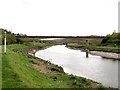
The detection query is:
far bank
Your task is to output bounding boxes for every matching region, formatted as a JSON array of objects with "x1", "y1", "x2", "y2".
[{"x1": 66, "y1": 44, "x2": 120, "y2": 60}]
